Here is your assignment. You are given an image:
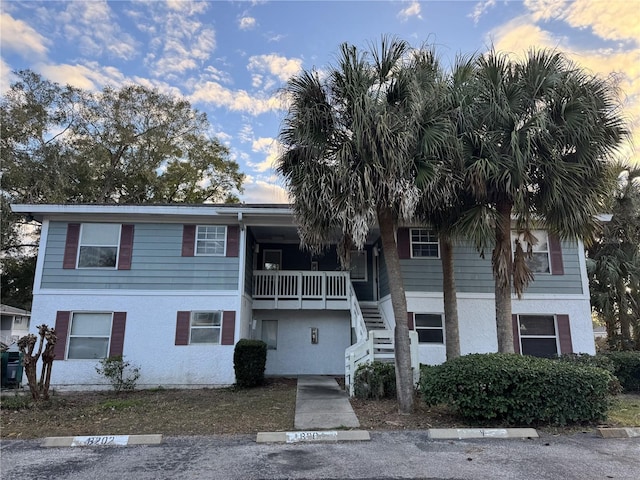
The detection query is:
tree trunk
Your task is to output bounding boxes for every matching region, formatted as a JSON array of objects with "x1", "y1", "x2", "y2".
[
  {"x1": 493, "y1": 202, "x2": 514, "y2": 353},
  {"x1": 619, "y1": 284, "x2": 632, "y2": 350},
  {"x1": 377, "y1": 206, "x2": 414, "y2": 414},
  {"x1": 440, "y1": 234, "x2": 460, "y2": 359}
]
